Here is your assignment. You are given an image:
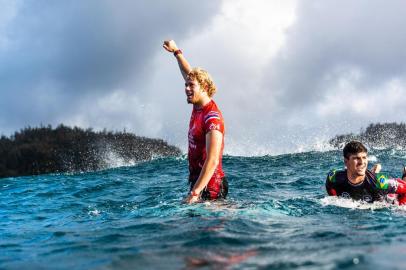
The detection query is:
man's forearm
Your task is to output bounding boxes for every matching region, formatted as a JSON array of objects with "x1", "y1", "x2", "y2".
[
  {"x1": 163, "y1": 40, "x2": 192, "y2": 81},
  {"x1": 191, "y1": 158, "x2": 219, "y2": 194},
  {"x1": 175, "y1": 53, "x2": 192, "y2": 81}
]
